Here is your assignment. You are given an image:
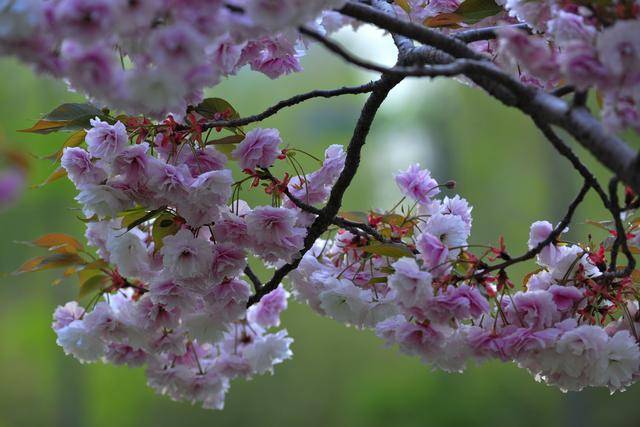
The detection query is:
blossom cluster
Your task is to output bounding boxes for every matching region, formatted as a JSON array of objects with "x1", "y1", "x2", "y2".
[
  {"x1": 392, "y1": 0, "x2": 640, "y2": 133},
  {"x1": 50, "y1": 114, "x2": 346, "y2": 409},
  {"x1": 0, "y1": 0, "x2": 348, "y2": 118},
  {"x1": 15, "y1": 106, "x2": 640, "y2": 407},
  {"x1": 2, "y1": 0, "x2": 638, "y2": 131},
  {"x1": 290, "y1": 163, "x2": 640, "y2": 393},
  {"x1": 5, "y1": 0, "x2": 640, "y2": 411},
  {"x1": 495, "y1": 0, "x2": 640, "y2": 133}
]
